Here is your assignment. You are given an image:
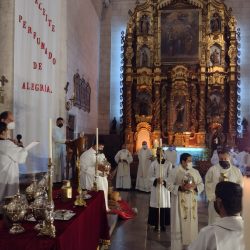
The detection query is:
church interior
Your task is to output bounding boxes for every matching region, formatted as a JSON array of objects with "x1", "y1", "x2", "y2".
[{"x1": 1, "y1": 0, "x2": 250, "y2": 249}]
